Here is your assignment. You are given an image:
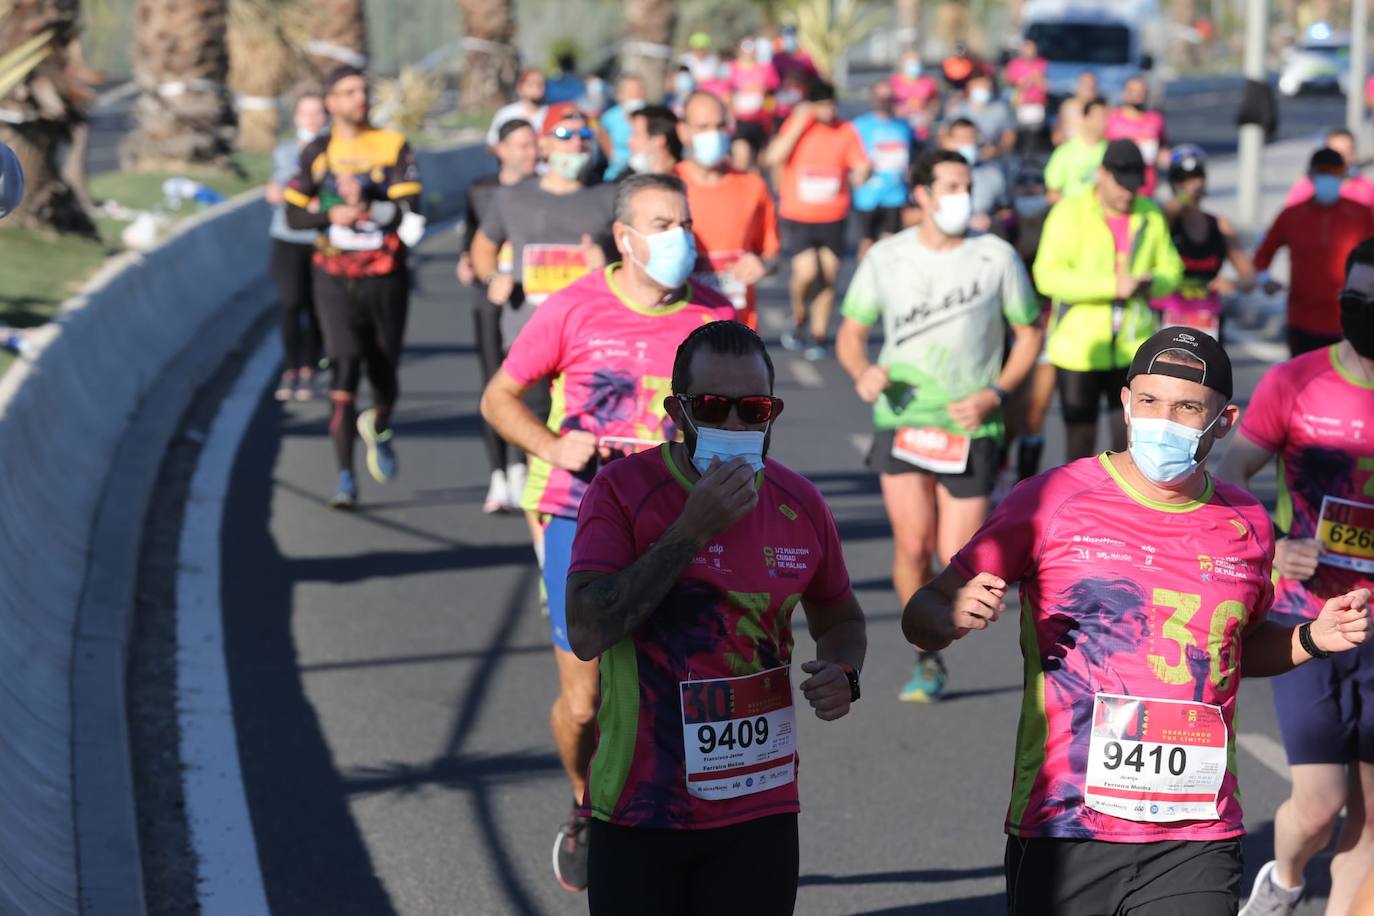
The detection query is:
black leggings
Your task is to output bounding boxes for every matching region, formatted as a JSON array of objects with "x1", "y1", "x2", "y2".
[
  {"x1": 469, "y1": 286, "x2": 508, "y2": 473},
  {"x1": 587, "y1": 814, "x2": 799, "y2": 916},
  {"x1": 270, "y1": 240, "x2": 322, "y2": 372},
  {"x1": 1057, "y1": 366, "x2": 1129, "y2": 425}
]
